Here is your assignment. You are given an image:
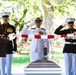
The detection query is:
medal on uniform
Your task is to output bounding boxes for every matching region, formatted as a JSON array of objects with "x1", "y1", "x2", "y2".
[
  {"x1": 7, "y1": 28, "x2": 13, "y2": 32},
  {"x1": 39, "y1": 31, "x2": 43, "y2": 35}
]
